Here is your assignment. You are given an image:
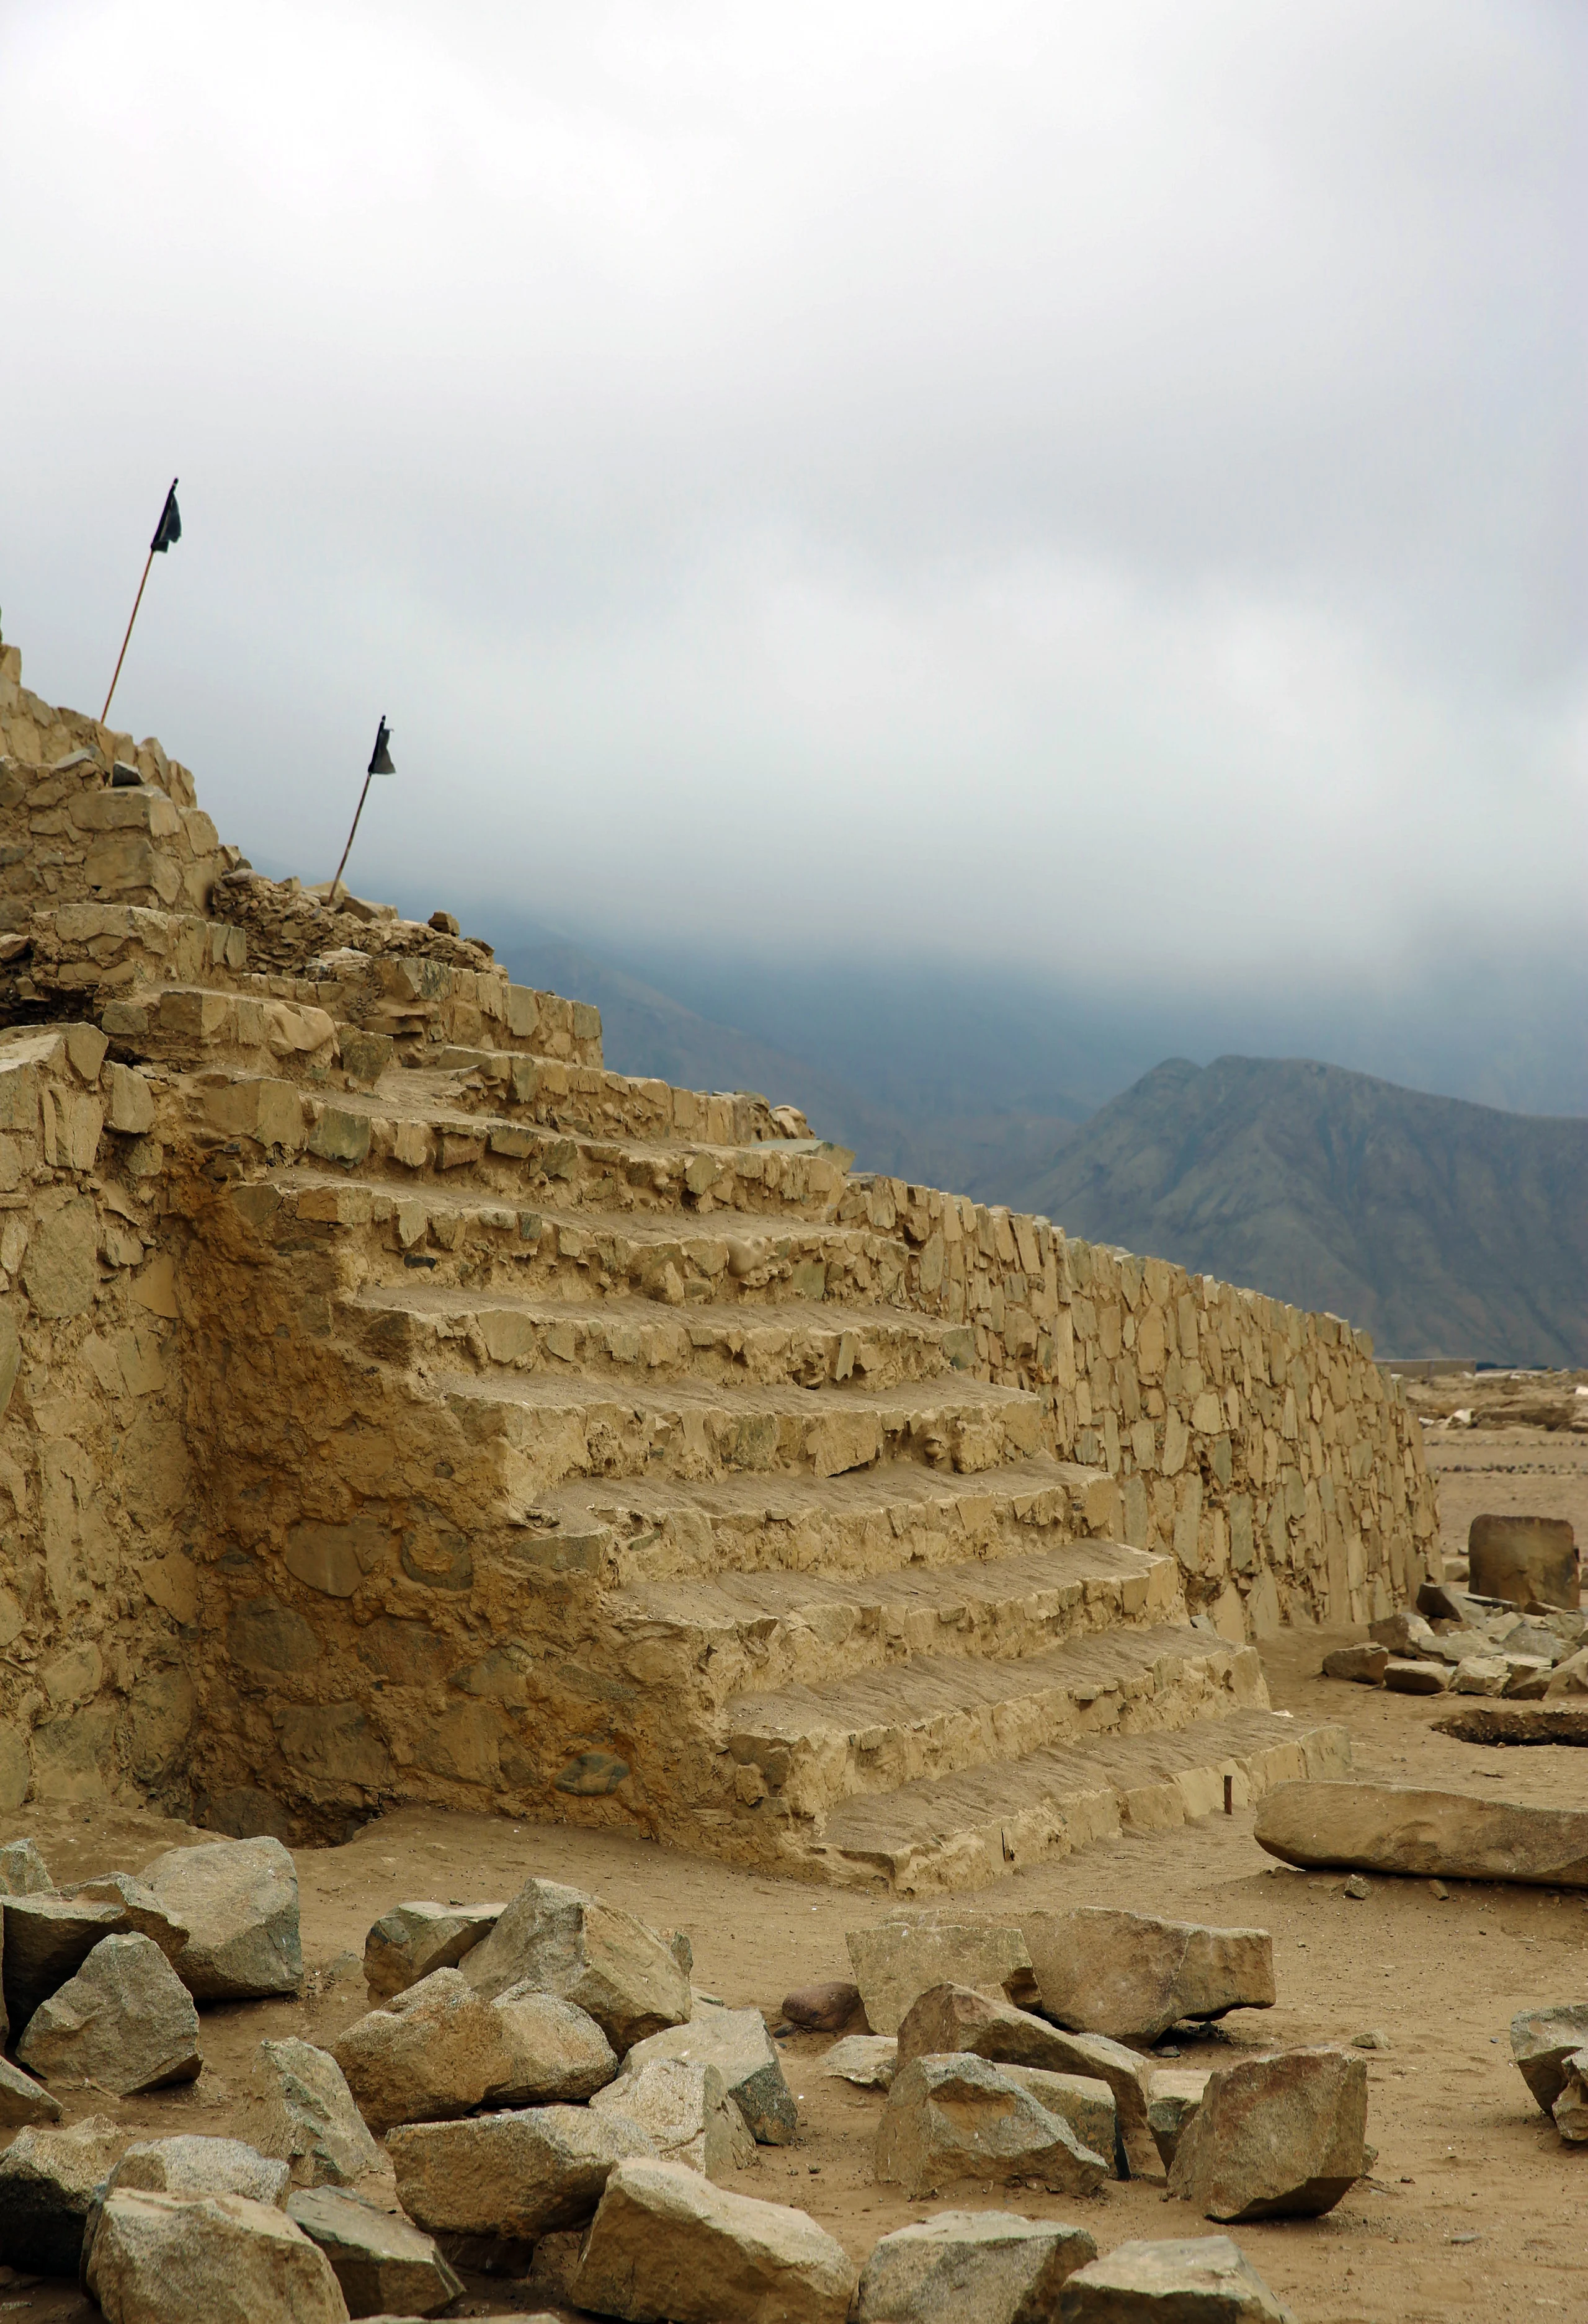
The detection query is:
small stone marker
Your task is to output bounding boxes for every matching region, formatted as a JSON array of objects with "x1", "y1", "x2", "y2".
[
  {"x1": 254, "y1": 2036, "x2": 382, "y2": 2186},
  {"x1": 1468, "y1": 1514, "x2": 1579, "y2": 1609},
  {"x1": 1057, "y1": 2235, "x2": 1295, "y2": 2322},
  {"x1": 876, "y1": 2054, "x2": 1110, "y2": 2199},
  {"x1": 1167, "y1": 2046, "x2": 1367, "y2": 2220},
  {"x1": 1022, "y1": 1908, "x2": 1275, "y2": 2044},
  {"x1": 140, "y1": 1835, "x2": 303, "y2": 1999},
  {"x1": 1256, "y1": 1779, "x2": 1588, "y2": 1885},
  {"x1": 846, "y1": 1920, "x2": 1033, "y2": 2037},
  {"x1": 287, "y1": 2184, "x2": 465, "y2": 2317},
  {"x1": 855, "y1": 2208, "x2": 1098, "y2": 2324},
  {"x1": 574, "y1": 2155, "x2": 858, "y2": 2324}
]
